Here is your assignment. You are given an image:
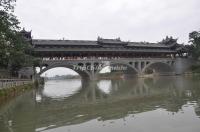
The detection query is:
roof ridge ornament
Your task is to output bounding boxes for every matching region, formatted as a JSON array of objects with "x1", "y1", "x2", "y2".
[
  {"x1": 97, "y1": 36, "x2": 121, "y2": 41},
  {"x1": 97, "y1": 36, "x2": 128, "y2": 46}
]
